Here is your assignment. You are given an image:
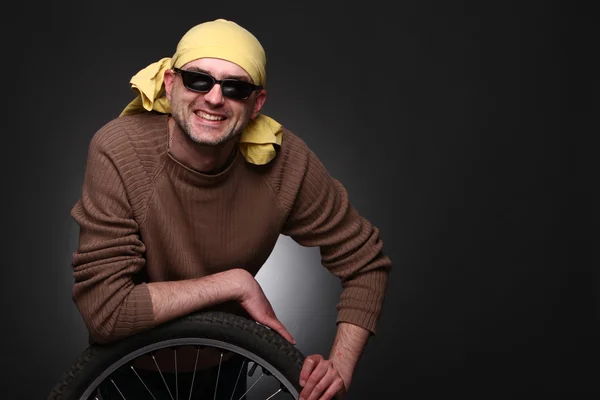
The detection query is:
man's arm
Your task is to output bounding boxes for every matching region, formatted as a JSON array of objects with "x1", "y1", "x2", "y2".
[
  {"x1": 272, "y1": 135, "x2": 391, "y2": 399},
  {"x1": 147, "y1": 270, "x2": 242, "y2": 325},
  {"x1": 328, "y1": 323, "x2": 370, "y2": 389},
  {"x1": 147, "y1": 268, "x2": 295, "y2": 343}
]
